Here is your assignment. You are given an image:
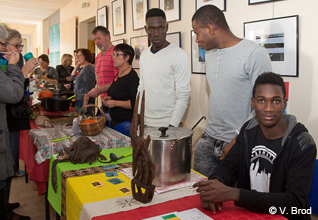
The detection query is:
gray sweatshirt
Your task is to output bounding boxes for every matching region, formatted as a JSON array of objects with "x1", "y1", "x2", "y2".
[{"x1": 205, "y1": 39, "x2": 272, "y2": 142}]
